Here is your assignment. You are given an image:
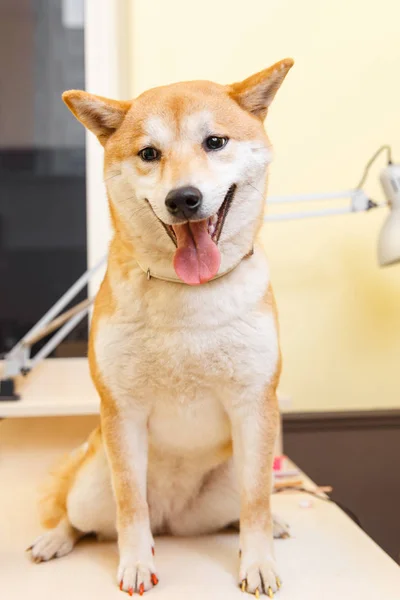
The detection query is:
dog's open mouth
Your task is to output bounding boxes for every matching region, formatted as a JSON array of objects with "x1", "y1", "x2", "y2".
[
  {"x1": 165, "y1": 184, "x2": 236, "y2": 247},
  {"x1": 165, "y1": 184, "x2": 236, "y2": 286}
]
